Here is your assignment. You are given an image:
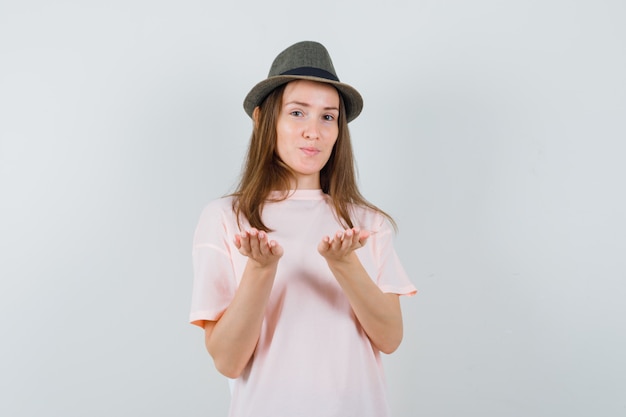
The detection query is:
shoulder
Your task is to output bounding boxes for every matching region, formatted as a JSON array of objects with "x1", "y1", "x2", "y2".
[
  {"x1": 195, "y1": 196, "x2": 238, "y2": 230},
  {"x1": 200, "y1": 195, "x2": 235, "y2": 216},
  {"x1": 348, "y1": 204, "x2": 392, "y2": 235}
]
